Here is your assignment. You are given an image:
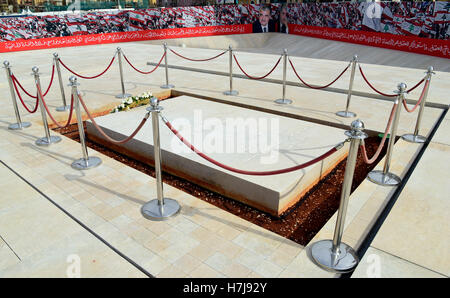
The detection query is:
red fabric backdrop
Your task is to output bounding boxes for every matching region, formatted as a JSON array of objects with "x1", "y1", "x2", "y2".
[
  {"x1": 288, "y1": 24, "x2": 450, "y2": 59},
  {"x1": 0, "y1": 24, "x2": 252, "y2": 53}
]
